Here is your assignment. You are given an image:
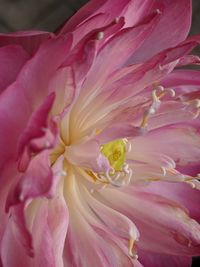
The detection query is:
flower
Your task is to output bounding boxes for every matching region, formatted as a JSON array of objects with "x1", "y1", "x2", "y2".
[{"x1": 0, "y1": 0, "x2": 200, "y2": 266}]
